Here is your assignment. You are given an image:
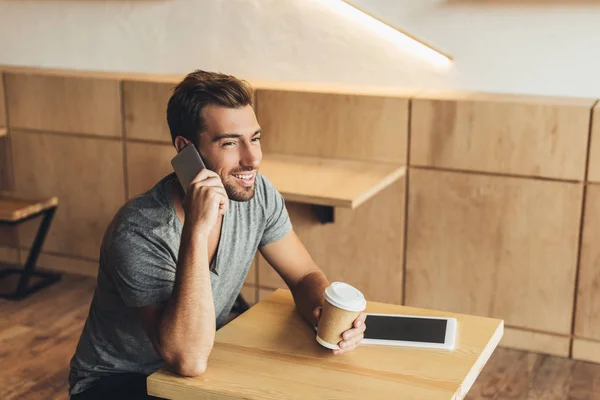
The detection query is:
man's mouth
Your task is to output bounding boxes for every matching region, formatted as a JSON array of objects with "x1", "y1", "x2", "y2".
[{"x1": 231, "y1": 172, "x2": 256, "y2": 187}]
